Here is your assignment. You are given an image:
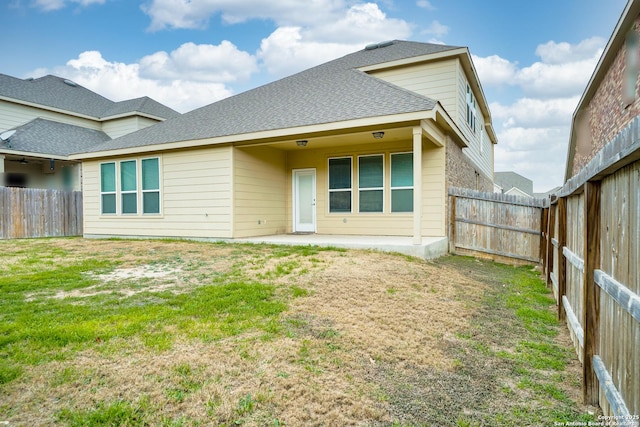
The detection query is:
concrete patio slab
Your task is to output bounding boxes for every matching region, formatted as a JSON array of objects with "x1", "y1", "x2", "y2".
[{"x1": 236, "y1": 234, "x2": 449, "y2": 260}]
